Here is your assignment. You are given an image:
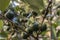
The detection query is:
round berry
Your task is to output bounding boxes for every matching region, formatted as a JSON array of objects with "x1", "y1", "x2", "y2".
[
  {"x1": 6, "y1": 12, "x2": 15, "y2": 20},
  {"x1": 32, "y1": 22, "x2": 39, "y2": 31},
  {"x1": 32, "y1": 11, "x2": 38, "y2": 17},
  {"x1": 40, "y1": 24, "x2": 47, "y2": 32}
]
